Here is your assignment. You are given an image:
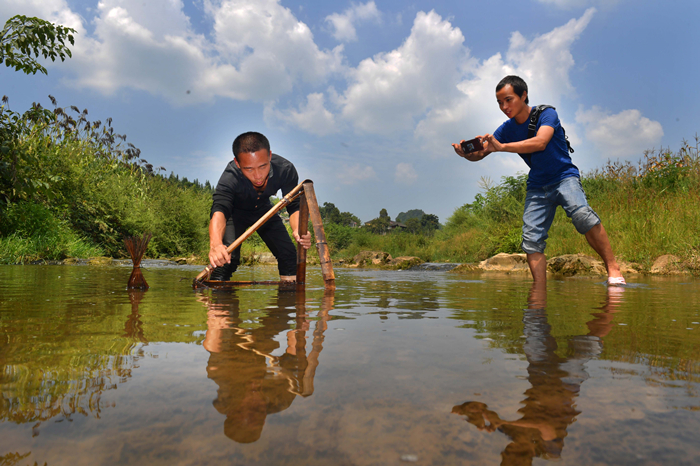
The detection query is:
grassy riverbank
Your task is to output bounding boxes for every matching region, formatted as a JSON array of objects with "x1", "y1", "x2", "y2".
[
  {"x1": 2, "y1": 98, "x2": 698, "y2": 268},
  {"x1": 327, "y1": 138, "x2": 700, "y2": 271},
  {"x1": 0, "y1": 99, "x2": 212, "y2": 264}
]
